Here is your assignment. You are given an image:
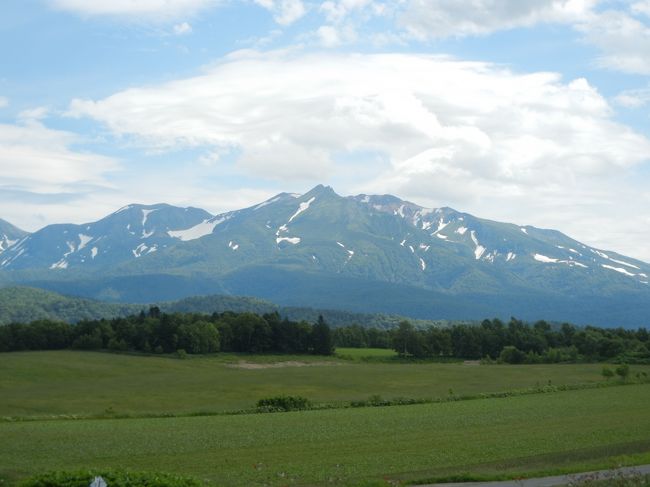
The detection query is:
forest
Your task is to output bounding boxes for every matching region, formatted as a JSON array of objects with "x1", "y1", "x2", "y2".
[
  {"x1": 0, "y1": 308, "x2": 334, "y2": 355},
  {"x1": 1, "y1": 309, "x2": 649, "y2": 363}
]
